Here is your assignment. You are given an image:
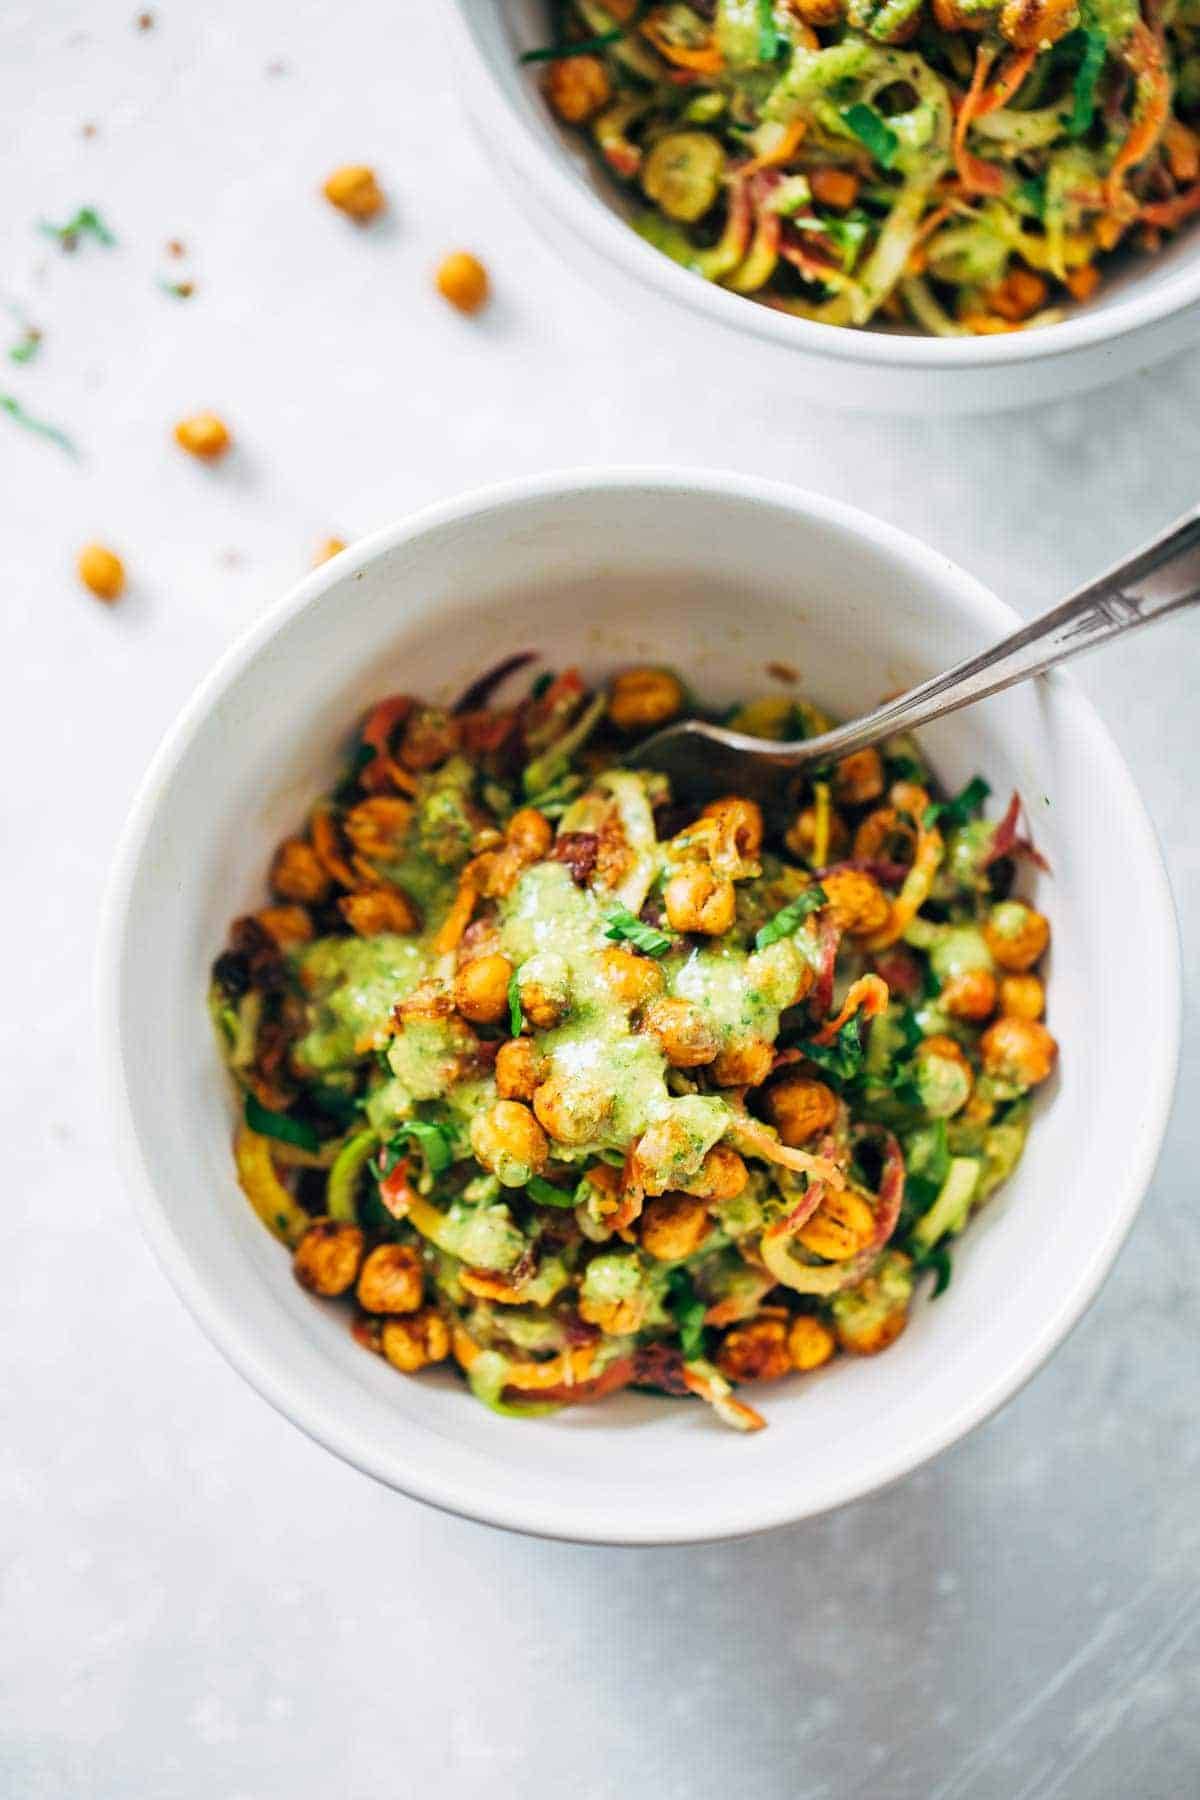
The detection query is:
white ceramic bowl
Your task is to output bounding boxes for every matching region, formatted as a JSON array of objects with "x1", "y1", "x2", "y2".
[
  {"x1": 446, "y1": 3, "x2": 1200, "y2": 415},
  {"x1": 101, "y1": 469, "x2": 1179, "y2": 1544}
]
